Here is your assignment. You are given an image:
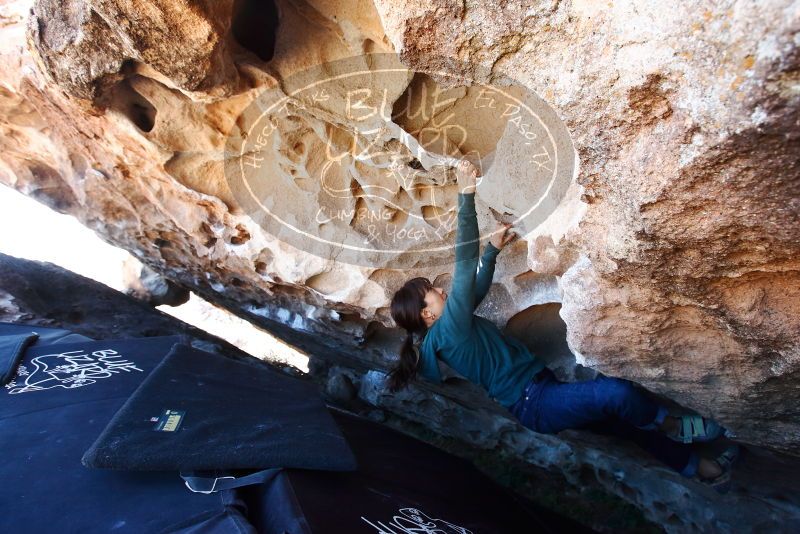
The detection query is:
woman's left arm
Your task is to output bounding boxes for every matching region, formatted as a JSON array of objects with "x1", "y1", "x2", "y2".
[
  {"x1": 473, "y1": 222, "x2": 515, "y2": 309},
  {"x1": 437, "y1": 192, "x2": 480, "y2": 340},
  {"x1": 438, "y1": 160, "x2": 482, "y2": 340},
  {"x1": 473, "y1": 243, "x2": 500, "y2": 309}
]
